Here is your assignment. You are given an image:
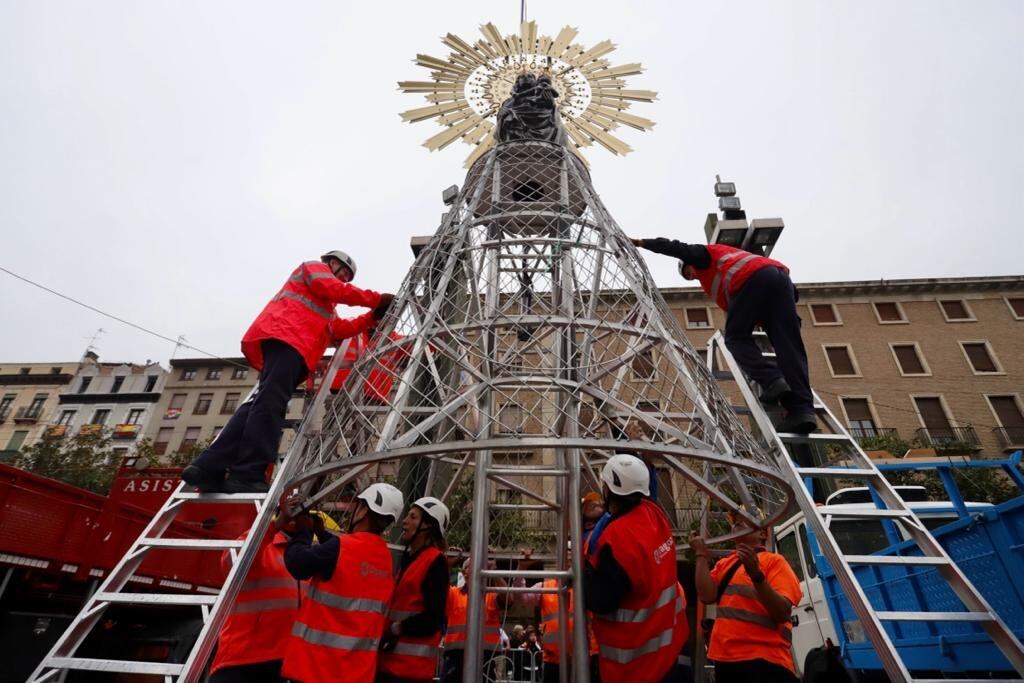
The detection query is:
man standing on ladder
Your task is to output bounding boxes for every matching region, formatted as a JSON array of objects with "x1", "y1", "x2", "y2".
[
  {"x1": 182, "y1": 251, "x2": 394, "y2": 493},
  {"x1": 631, "y1": 237, "x2": 816, "y2": 434}
]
